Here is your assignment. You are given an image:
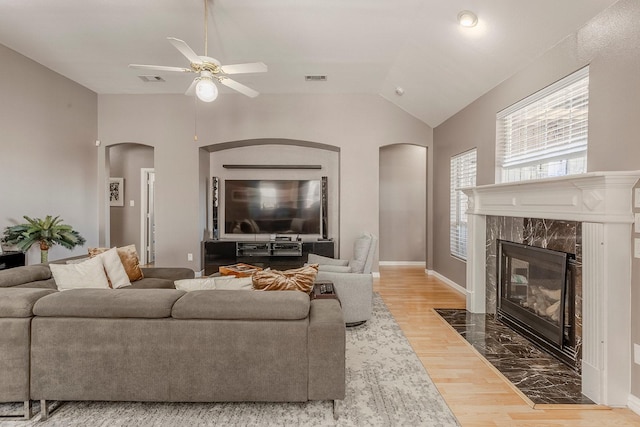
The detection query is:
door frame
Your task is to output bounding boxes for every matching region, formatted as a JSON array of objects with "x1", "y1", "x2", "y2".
[{"x1": 140, "y1": 168, "x2": 155, "y2": 265}]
